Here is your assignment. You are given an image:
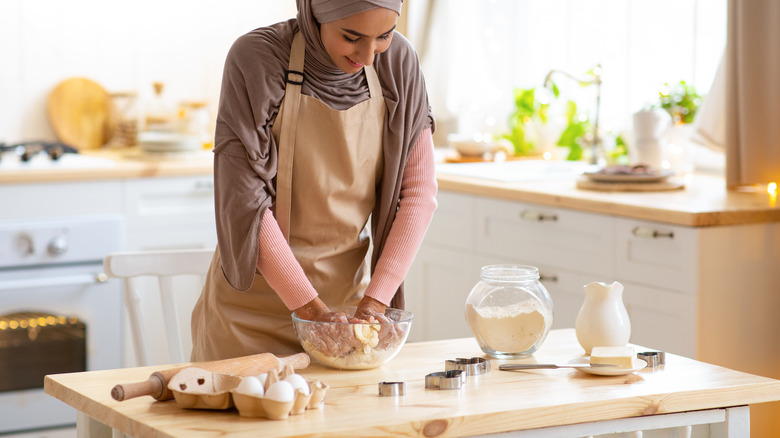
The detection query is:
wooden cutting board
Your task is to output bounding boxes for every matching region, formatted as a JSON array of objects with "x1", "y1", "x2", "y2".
[{"x1": 46, "y1": 77, "x2": 114, "y2": 149}]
